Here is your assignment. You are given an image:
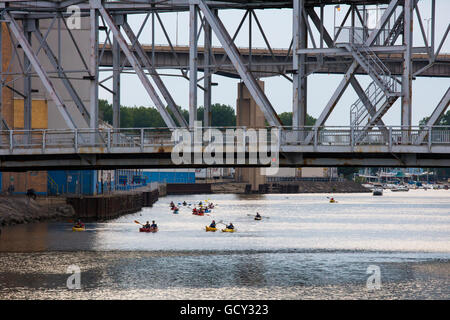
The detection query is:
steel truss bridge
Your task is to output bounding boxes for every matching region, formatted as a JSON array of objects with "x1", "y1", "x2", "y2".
[{"x1": 0, "y1": 0, "x2": 449, "y2": 170}]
